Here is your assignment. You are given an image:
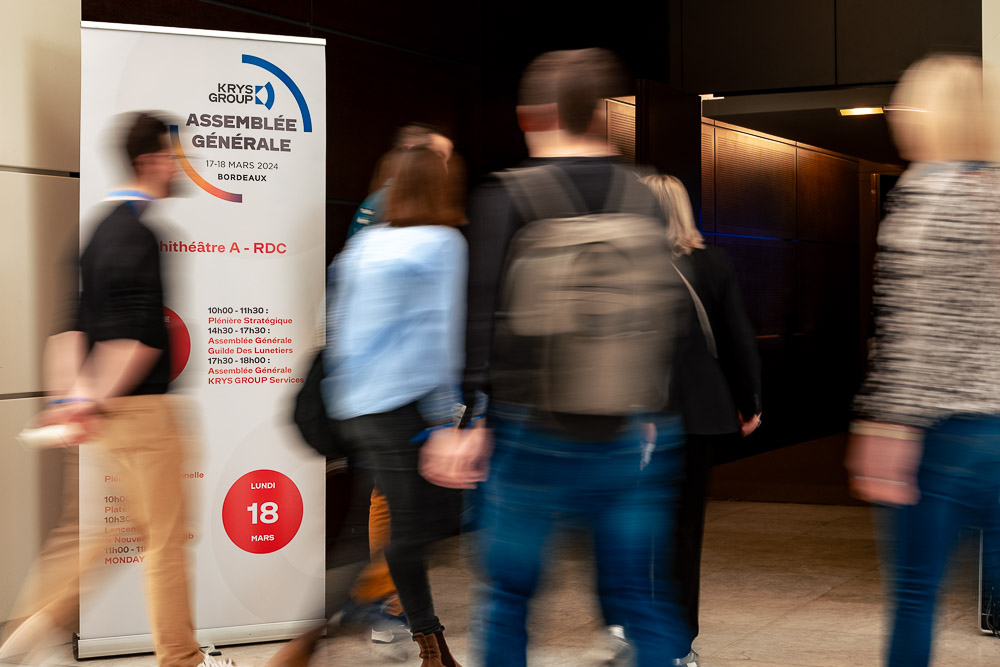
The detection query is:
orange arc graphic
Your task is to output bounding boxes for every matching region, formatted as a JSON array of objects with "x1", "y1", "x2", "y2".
[{"x1": 169, "y1": 125, "x2": 243, "y2": 203}]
